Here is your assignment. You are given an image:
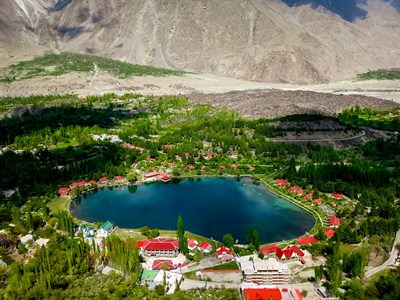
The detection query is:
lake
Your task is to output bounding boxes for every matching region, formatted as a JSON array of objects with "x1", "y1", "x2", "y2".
[{"x1": 72, "y1": 177, "x2": 315, "y2": 244}]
